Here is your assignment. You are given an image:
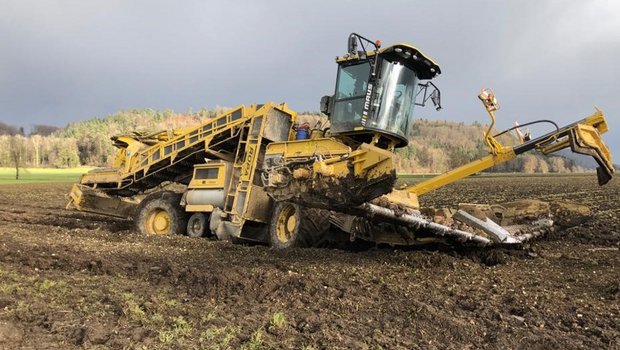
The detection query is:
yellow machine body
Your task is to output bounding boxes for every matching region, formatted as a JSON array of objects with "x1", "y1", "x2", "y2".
[{"x1": 67, "y1": 34, "x2": 615, "y2": 247}]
